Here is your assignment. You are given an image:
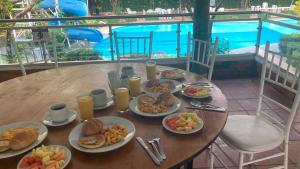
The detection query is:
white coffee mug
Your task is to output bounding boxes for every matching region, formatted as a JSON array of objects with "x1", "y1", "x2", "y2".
[
  {"x1": 90, "y1": 89, "x2": 107, "y2": 107},
  {"x1": 49, "y1": 103, "x2": 68, "y2": 122}
]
